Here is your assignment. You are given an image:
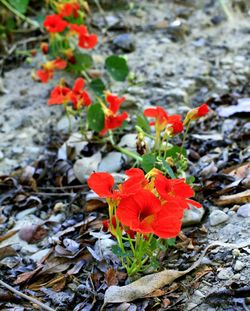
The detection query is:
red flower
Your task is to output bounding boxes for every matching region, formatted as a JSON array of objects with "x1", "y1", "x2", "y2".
[
  {"x1": 69, "y1": 24, "x2": 98, "y2": 49},
  {"x1": 40, "y1": 42, "x2": 49, "y2": 54},
  {"x1": 36, "y1": 69, "x2": 53, "y2": 83},
  {"x1": 48, "y1": 85, "x2": 72, "y2": 105},
  {"x1": 155, "y1": 173, "x2": 202, "y2": 210},
  {"x1": 43, "y1": 14, "x2": 68, "y2": 33},
  {"x1": 71, "y1": 78, "x2": 91, "y2": 109},
  {"x1": 116, "y1": 190, "x2": 162, "y2": 234},
  {"x1": 99, "y1": 93, "x2": 128, "y2": 135},
  {"x1": 36, "y1": 58, "x2": 67, "y2": 83},
  {"x1": 117, "y1": 189, "x2": 183, "y2": 238},
  {"x1": 144, "y1": 106, "x2": 183, "y2": 134},
  {"x1": 152, "y1": 202, "x2": 183, "y2": 238},
  {"x1": 52, "y1": 58, "x2": 68, "y2": 70},
  {"x1": 118, "y1": 168, "x2": 148, "y2": 197},
  {"x1": 197, "y1": 103, "x2": 209, "y2": 117},
  {"x1": 58, "y1": 3, "x2": 80, "y2": 18},
  {"x1": 167, "y1": 114, "x2": 184, "y2": 134},
  {"x1": 87, "y1": 172, "x2": 117, "y2": 199},
  {"x1": 184, "y1": 103, "x2": 209, "y2": 125}
]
